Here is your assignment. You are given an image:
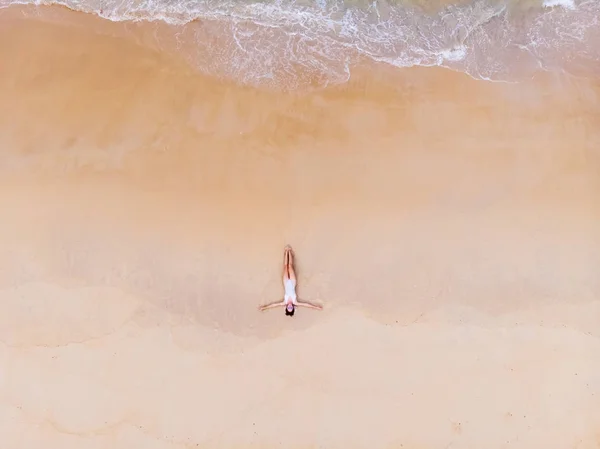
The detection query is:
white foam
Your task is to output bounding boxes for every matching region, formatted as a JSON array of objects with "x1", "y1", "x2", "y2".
[
  {"x1": 439, "y1": 46, "x2": 467, "y2": 62},
  {"x1": 543, "y1": 0, "x2": 576, "y2": 10},
  {"x1": 0, "y1": 0, "x2": 597, "y2": 89}
]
